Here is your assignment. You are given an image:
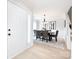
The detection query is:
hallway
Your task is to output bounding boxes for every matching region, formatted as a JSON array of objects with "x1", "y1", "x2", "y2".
[
  {"x1": 13, "y1": 43, "x2": 70, "y2": 59},
  {"x1": 8, "y1": 0, "x2": 72, "y2": 59}
]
